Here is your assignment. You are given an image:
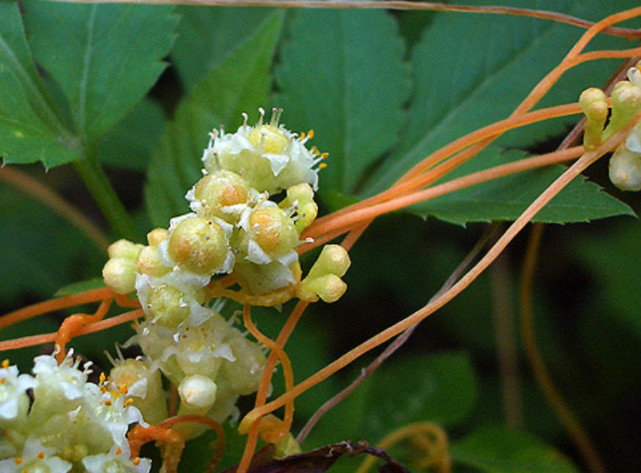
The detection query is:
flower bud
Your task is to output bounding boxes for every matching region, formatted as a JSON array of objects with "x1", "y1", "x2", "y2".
[
  {"x1": 246, "y1": 206, "x2": 299, "y2": 258},
  {"x1": 136, "y1": 246, "x2": 169, "y2": 278},
  {"x1": 178, "y1": 375, "x2": 217, "y2": 410},
  {"x1": 609, "y1": 147, "x2": 641, "y2": 191},
  {"x1": 146, "y1": 285, "x2": 203, "y2": 328},
  {"x1": 192, "y1": 170, "x2": 250, "y2": 223},
  {"x1": 603, "y1": 81, "x2": 641, "y2": 141},
  {"x1": 168, "y1": 217, "x2": 230, "y2": 275},
  {"x1": 103, "y1": 258, "x2": 138, "y2": 295},
  {"x1": 298, "y1": 274, "x2": 347, "y2": 303},
  {"x1": 579, "y1": 88, "x2": 607, "y2": 150},
  {"x1": 108, "y1": 240, "x2": 144, "y2": 260}
]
